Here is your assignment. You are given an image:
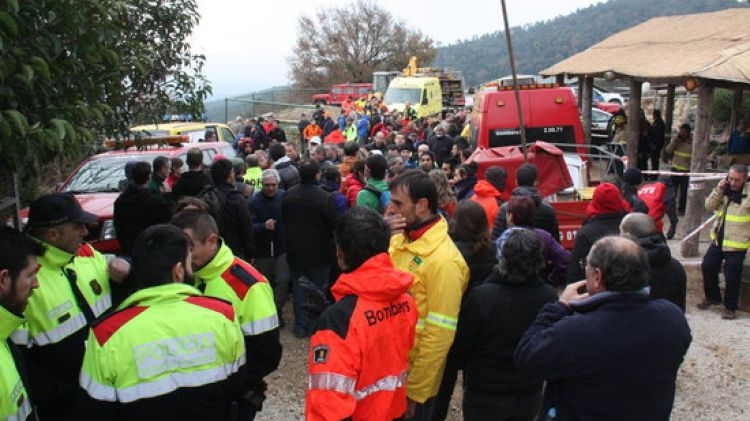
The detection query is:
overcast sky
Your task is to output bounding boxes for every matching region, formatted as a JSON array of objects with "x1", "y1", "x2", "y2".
[{"x1": 192, "y1": 0, "x2": 603, "y2": 98}]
